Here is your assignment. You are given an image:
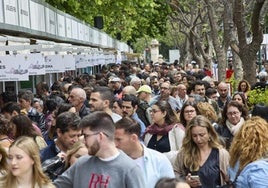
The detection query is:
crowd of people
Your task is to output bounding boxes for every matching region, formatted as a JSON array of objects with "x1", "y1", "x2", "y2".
[{"x1": 0, "y1": 60, "x2": 267, "y2": 188}]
